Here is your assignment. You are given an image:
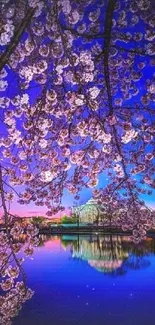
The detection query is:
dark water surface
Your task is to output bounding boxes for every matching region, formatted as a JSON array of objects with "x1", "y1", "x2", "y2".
[{"x1": 13, "y1": 235, "x2": 155, "y2": 325}]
